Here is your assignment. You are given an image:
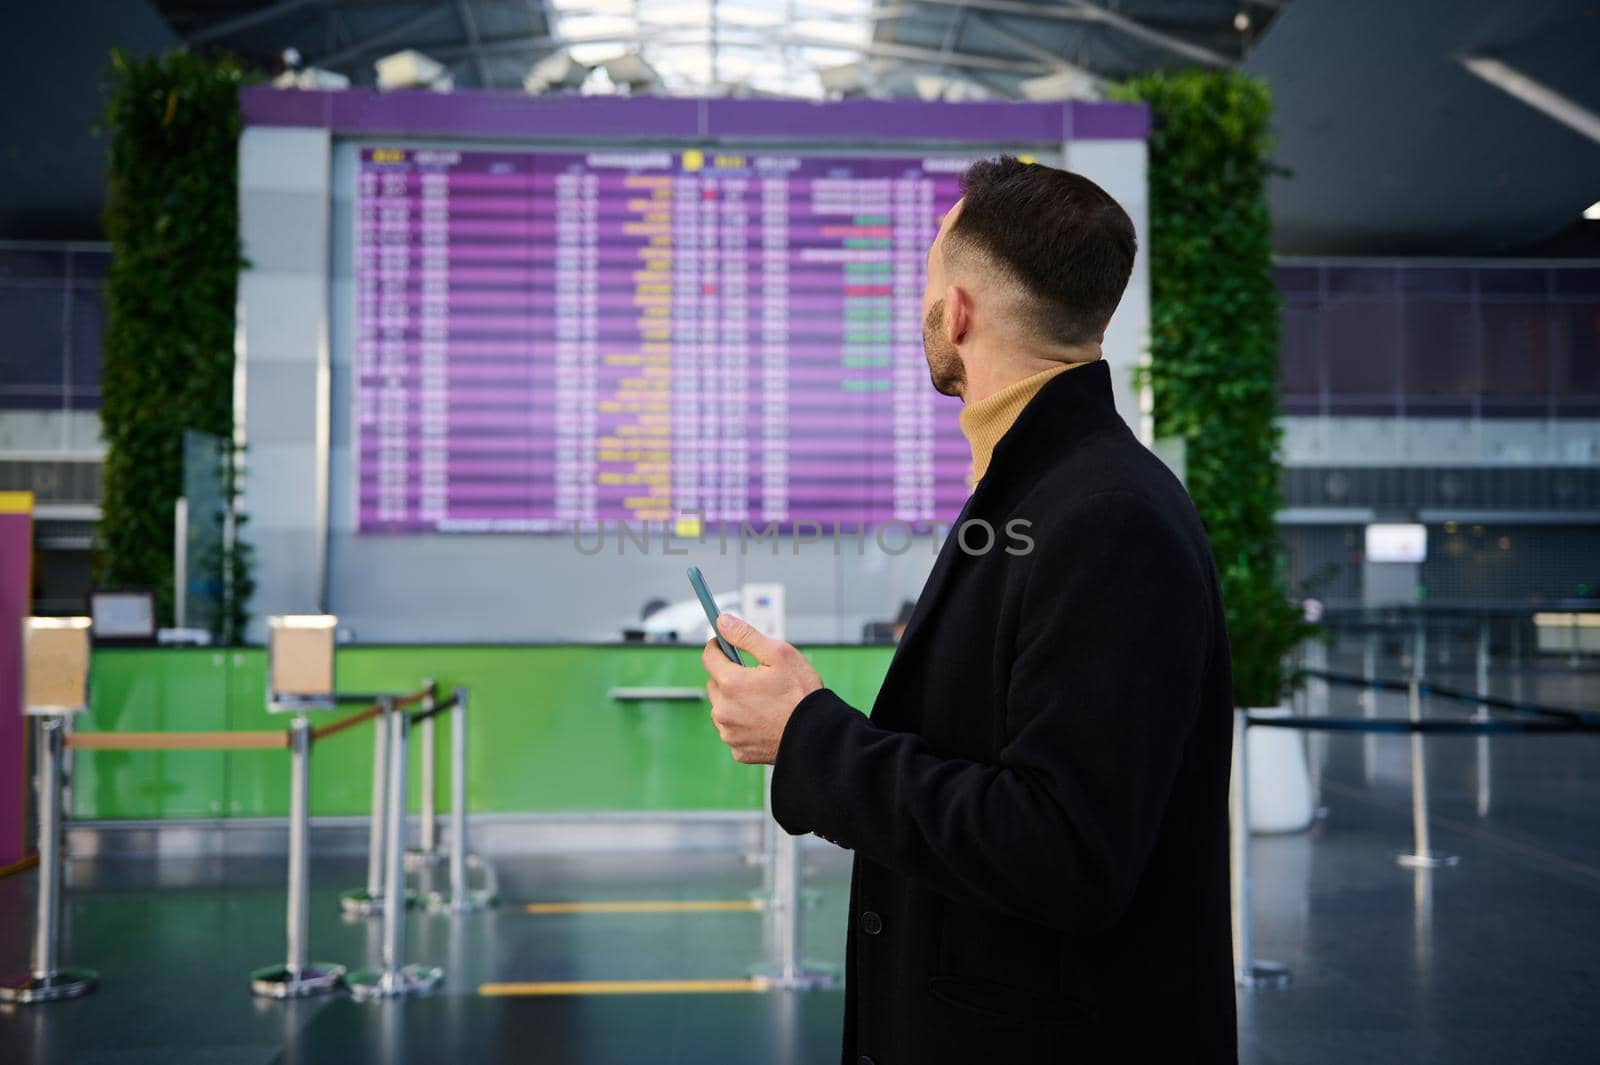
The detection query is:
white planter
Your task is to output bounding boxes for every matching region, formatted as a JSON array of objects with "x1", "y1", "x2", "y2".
[{"x1": 1238, "y1": 705, "x2": 1314, "y2": 834}]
